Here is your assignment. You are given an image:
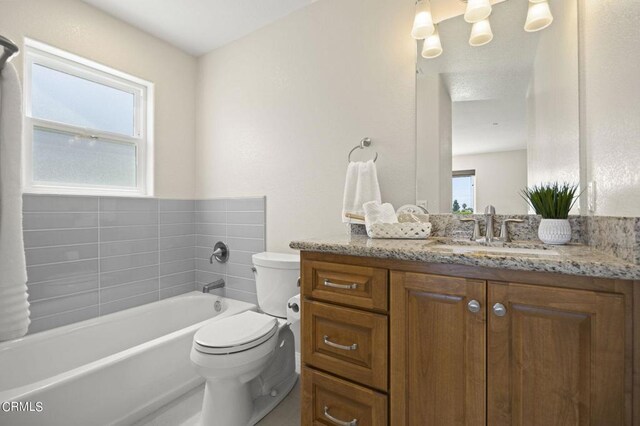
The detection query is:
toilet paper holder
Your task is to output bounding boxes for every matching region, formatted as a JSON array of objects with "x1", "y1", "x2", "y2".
[{"x1": 287, "y1": 301, "x2": 299, "y2": 313}]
